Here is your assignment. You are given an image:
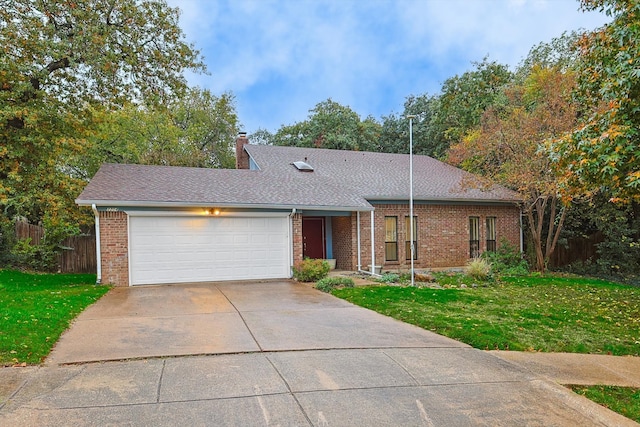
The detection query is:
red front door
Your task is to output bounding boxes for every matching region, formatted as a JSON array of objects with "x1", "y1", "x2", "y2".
[{"x1": 302, "y1": 217, "x2": 326, "y2": 259}]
